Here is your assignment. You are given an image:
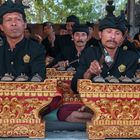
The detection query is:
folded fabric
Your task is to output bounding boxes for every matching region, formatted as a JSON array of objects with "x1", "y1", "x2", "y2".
[{"x1": 57, "y1": 104, "x2": 83, "y2": 121}]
